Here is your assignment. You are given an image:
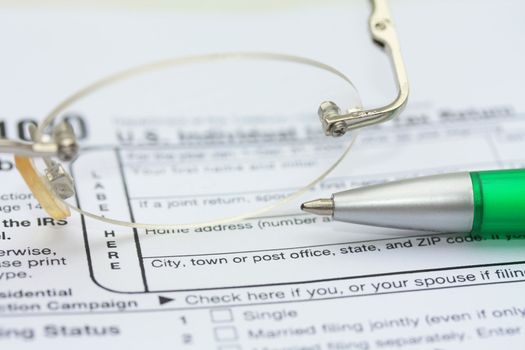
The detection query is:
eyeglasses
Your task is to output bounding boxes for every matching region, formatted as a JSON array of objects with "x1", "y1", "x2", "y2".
[{"x1": 1, "y1": 0, "x2": 408, "y2": 229}]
